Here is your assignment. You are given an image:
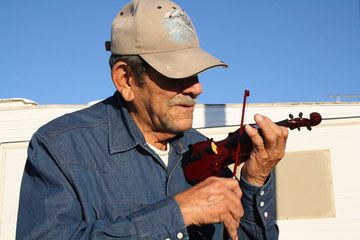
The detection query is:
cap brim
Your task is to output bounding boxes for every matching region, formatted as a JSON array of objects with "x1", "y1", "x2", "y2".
[{"x1": 140, "y1": 47, "x2": 228, "y2": 79}]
